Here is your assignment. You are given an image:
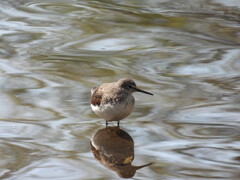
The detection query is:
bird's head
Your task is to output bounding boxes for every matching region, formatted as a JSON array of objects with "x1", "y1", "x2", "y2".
[{"x1": 118, "y1": 78, "x2": 153, "y2": 95}]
